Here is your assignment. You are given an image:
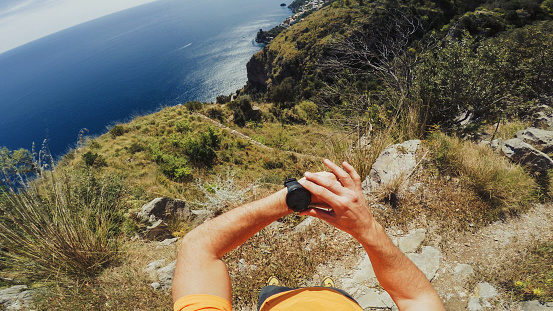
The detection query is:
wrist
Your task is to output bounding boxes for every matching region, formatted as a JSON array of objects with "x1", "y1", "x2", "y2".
[
  {"x1": 274, "y1": 188, "x2": 292, "y2": 215},
  {"x1": 355, "y1": 220, "x2": 387, "y2": 248}
]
